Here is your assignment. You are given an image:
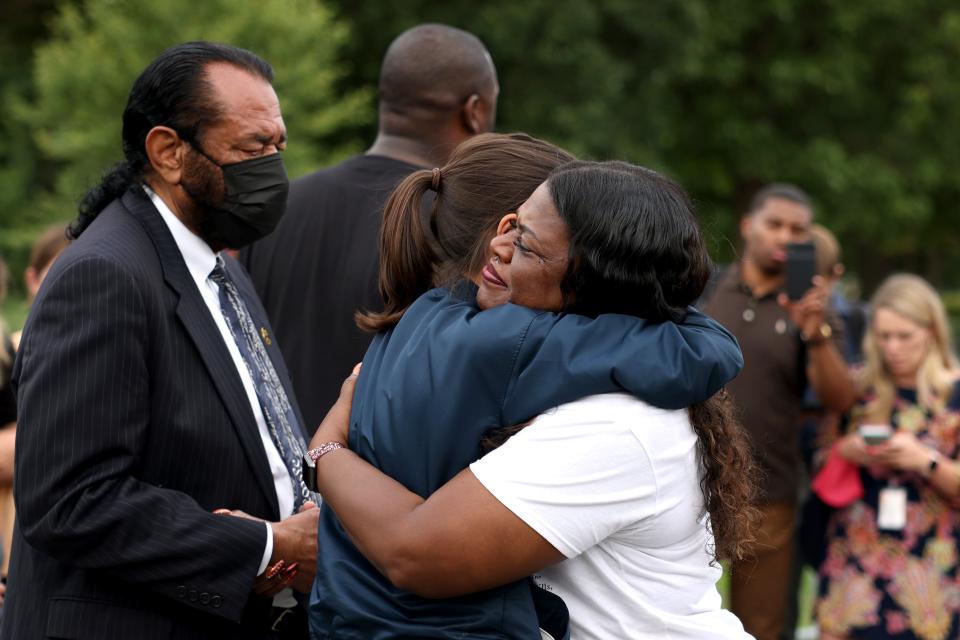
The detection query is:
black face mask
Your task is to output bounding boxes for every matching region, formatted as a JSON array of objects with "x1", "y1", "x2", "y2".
[{"x1": 182, "y1": 142, "x2": 289, "y2": 249}]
